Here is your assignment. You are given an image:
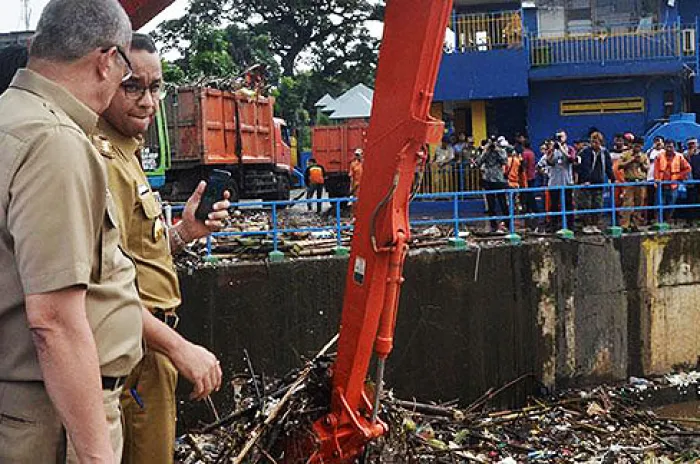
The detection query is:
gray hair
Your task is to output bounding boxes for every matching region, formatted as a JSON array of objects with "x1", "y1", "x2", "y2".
[{"x1": 30, "y1": 0, "x2": 132, "y2": 61}]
